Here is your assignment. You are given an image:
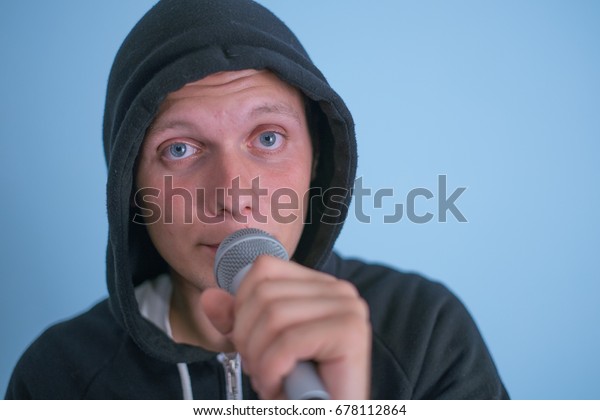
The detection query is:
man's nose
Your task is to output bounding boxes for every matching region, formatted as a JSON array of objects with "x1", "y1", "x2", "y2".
[{"x1": 200, "y1": 153, "x2": 259, "y2": 222}]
